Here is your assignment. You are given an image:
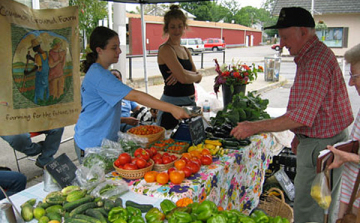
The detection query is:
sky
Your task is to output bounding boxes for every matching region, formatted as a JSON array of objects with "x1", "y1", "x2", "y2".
[{"x1": 125, "y1": 0, "x2": 264, "y2": 12}]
